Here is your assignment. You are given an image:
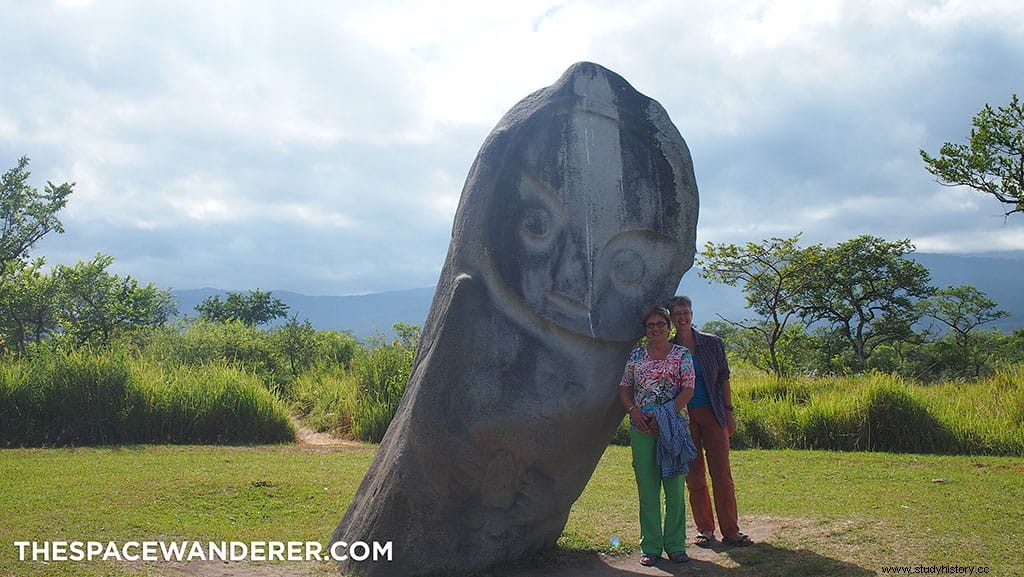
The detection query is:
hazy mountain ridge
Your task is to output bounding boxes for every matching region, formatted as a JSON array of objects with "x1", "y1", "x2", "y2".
[
  {"x1": 173, "y1": 252, "x2": 1022, "y2": 338},
  {"x1": 172, "y1": 286, "x2": 437, "y2": 338}
]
